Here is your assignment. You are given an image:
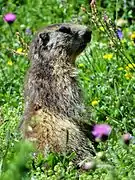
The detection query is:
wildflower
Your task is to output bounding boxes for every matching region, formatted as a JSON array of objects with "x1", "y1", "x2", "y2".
[
  {"x1": 92, "y1": 124, "x2": 112, "y2": 141},
  {"x1": 25, "y1": 28, "x2": 32, "y2": 35},
  {"x1": 7, "y1": 60, "x2": 13, "y2": 66},
  {"x1": 103, "y1": 53, "x2": 113, "y2": 60},
  {"x1": 122, "y1": 133, "x2": 132, "y2": 145},
  {"x1": 130, "y1": 32, "x2": 135, "y2": 40},
  {"x1": 103, "y1": 13, "x2": 108, "y2": 21},
  {"x1": 116, "y1": 29, "x2": 123, "y2": 39},
  {"x1": 125, "y1": 63, "x2": 135, "y2": 71},
  {"x1": 125, "y1": 72, "x2": 133, "y2": 80},
  {"x1": 17, "y1": 48, "x2": 23, "y2": 53},
  {"x1": 91, "y1": 100, "x2": 99, "y2": 106},
  {"x1": 3, "y1": 13, "x2": 16, "y2": 24}
]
